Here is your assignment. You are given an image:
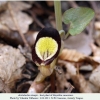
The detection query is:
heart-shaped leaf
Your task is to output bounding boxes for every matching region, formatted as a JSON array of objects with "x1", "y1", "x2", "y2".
[{"x1": 62, "y1": 7, "x2": 94, "y2": 35}]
